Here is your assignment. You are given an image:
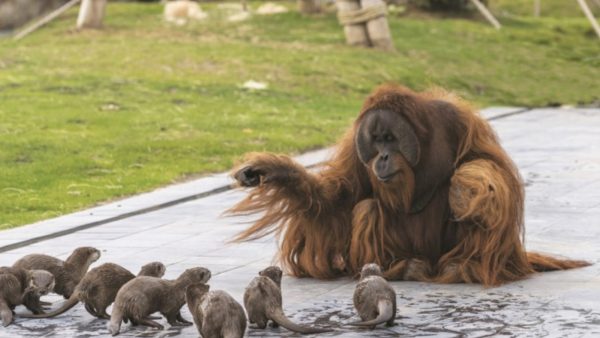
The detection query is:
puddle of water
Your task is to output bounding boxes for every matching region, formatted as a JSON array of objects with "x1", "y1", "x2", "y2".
[{"x1": 3, "y1": 288, "x2": 600, "y2": 337}]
